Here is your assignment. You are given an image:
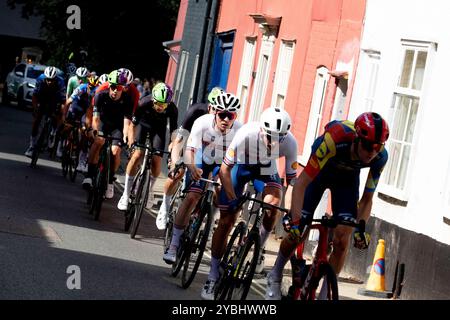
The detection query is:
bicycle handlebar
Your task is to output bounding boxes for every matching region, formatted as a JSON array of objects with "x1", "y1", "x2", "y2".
[
  {"x1": 240, "y1": 192, "x2": 290, "y2": 214},
  {"x1": 169, "y1": 161, "x2": 221, "y2": 187},
  {"x1": 132, "y1": 142, "x2": 171, "y2": 155}
]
